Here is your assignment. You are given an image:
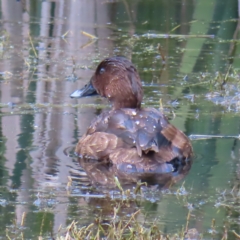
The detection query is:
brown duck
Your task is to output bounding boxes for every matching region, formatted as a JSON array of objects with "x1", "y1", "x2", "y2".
[{"x1": 71, "y1": 56, "x2": 193, "y2": 180}]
